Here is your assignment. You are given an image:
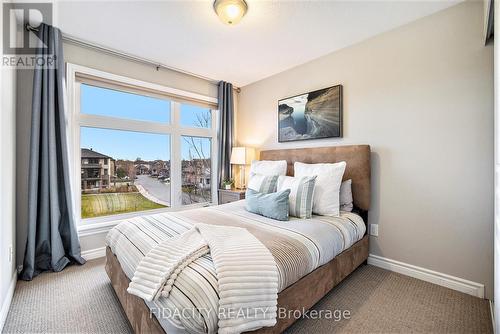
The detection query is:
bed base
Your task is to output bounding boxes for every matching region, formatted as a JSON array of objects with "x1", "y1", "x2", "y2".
[{"x1": 105, "y1": 235, "x2": 369, "y2": 334}]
